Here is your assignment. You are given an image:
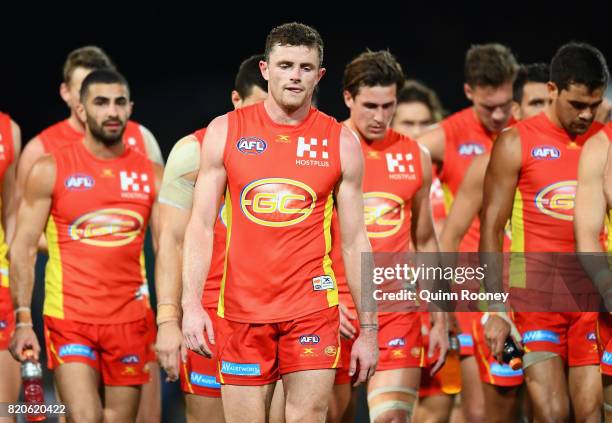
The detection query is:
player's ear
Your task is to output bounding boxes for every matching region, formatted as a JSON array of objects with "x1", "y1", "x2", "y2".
[
  {"x1": 127, "y1": 101, "x2": 134, "y2": 118},
  {"x1": 60, "y1": 82, "x2": 71, "y2": 105},
  {"x1": 76, "y1": 101, "x2": 86, "y2": 123},
  {"x1": 343, "y1": 90, "x2": 354, "y2": 109},
  {"x1": 464, "y1": 83, "x2": 473, "y2": 101},
  {"x1": 316, "y1": 67, "x2": 326, "y2": 83},
  {"x1": 259, "y1": 60, "x2": 269, "y2": 81},
  {"x1": 231, "y1": 90, "x2": 242, "y2": 110},
  {"x1": 511, "y1": 101, "x2": 521, "y2": 121},
  {"x1": 547, "y1": 81, "x2": 559, "y2": 102}
]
